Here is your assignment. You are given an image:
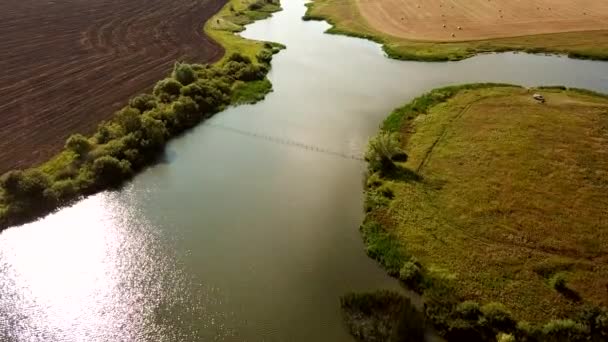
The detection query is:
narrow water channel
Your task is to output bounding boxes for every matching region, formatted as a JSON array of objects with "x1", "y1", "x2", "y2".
[{"x1": 1, "y1": 1, "x2": 607, "y2": 341}]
